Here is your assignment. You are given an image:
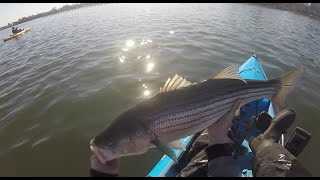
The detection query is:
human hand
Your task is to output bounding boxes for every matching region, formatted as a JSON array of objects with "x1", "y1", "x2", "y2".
[
  {"x1": 90, "y1": 155, "x2": 120, "y2": 175},
  {"x1": 207, "y1": 99, "x2": 242, "y2": 145}
]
